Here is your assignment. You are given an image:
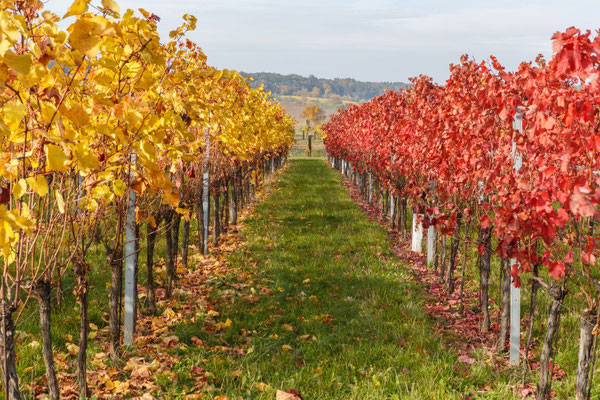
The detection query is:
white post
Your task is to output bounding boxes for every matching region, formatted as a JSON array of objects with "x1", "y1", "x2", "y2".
[
  {"x1": 510, "y1": 111, "x2": 523, "y2": 366},
  {"x1": 124, "y1": 153, "x2": 137, "y2": 346},
  {"x1": 411, "y1": 211, "x2": 423, "y2": 253},
  {"x1": 389, "y1": 192, "x2": 395, "y2": 222},
  {"x1": 426, "y1": 181, "x2": 436, "y2": 266},
  {"x1": 427, "y1": 224, "x2": 436, "y2": 265},
  {"x1": 202, "y1": 127, "x2": 210, "y2": 255}
]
